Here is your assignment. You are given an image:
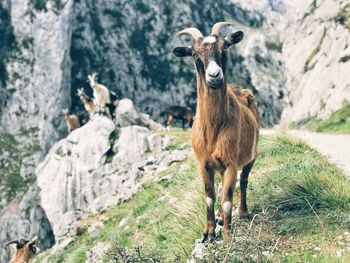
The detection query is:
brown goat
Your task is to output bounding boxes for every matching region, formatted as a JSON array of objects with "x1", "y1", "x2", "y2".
[
  {"x1": 3, "y1": 236, "x2": 39, "y2": 263},
  {"x1": 160, "y1": 106, "x2": 194, "y2": 130},
  {"x1": 77, "y1": 88, "x2": 96, "y2": 116},
  {"x1": 62, "y1": 108, "x2": 81, "y2": 133},
  {"x1": 173, "y1": 22, "x2": 260, "y2": 241}
]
